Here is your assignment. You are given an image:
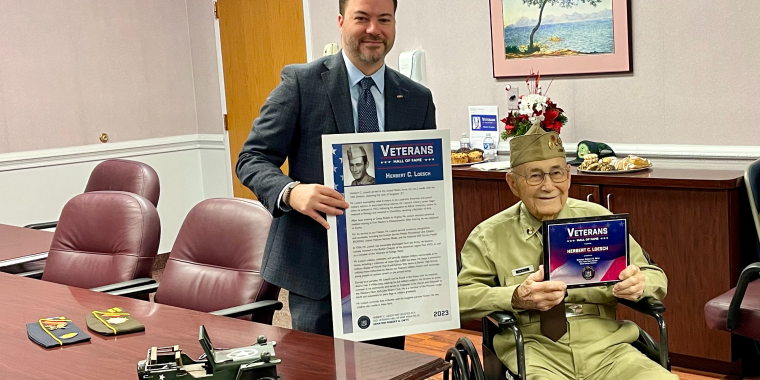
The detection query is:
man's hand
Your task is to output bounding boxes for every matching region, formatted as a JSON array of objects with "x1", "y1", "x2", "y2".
[
  {"x1": 288, "y1": 184, "x2": 348, "y2": 229},
  {"x1": 613, "y1": 265, "x2": 645, "y2": 301},
  {"x1": 511, "y1": 265, "x2": 567, "y2": 311}
]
